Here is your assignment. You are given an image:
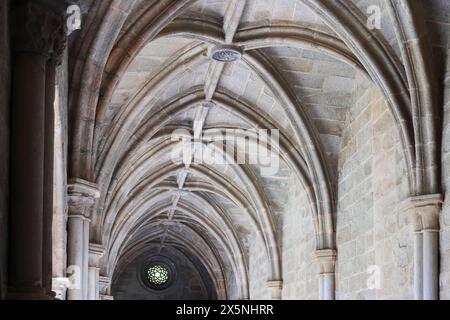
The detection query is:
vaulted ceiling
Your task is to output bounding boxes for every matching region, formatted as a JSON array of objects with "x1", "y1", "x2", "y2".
[{"x1": 67, "y1": 0, "x2": 445, "y2": 299}]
